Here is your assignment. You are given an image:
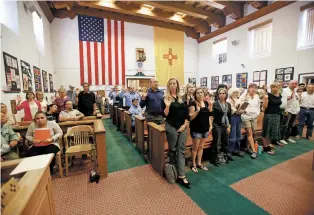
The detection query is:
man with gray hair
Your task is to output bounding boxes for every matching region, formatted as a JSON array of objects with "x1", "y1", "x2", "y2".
[{"x1": 279, "y1": 80, "x2": 299, "y2": 144}]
